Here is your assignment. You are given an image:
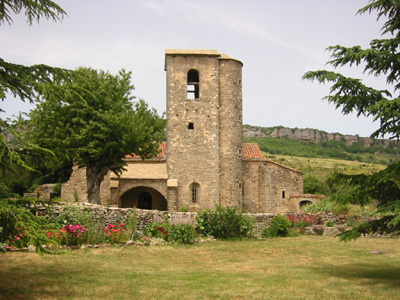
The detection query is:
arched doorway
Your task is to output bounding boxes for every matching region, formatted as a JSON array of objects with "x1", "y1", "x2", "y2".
[
  {"x1": 120, "y1": 186, "x2": 167, "y2": 210},
  {"x1": 138, "y1": 191, "x2": 152, "y2": 209},
  {"x1": 299, "y1": 200, "x2": 313, "y2": 208}
]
